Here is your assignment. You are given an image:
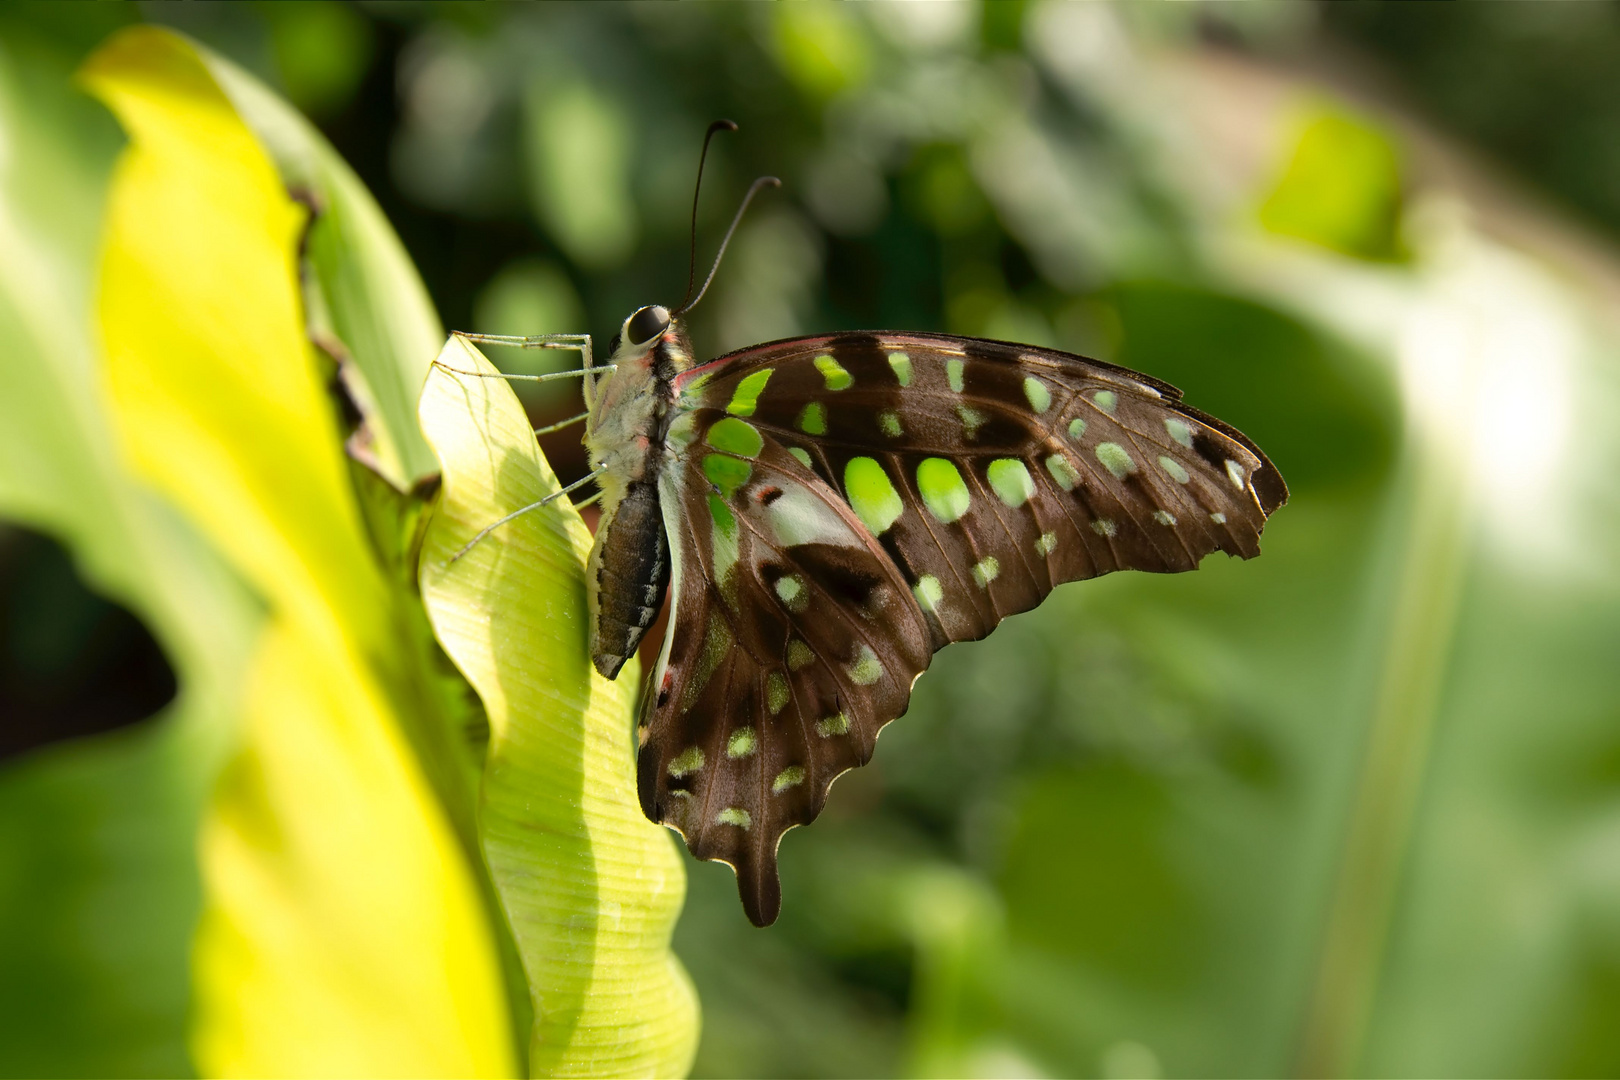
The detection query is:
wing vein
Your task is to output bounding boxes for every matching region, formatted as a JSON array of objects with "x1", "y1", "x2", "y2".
[
  {"x1": 892, "y1": 450, "x2": 981, "y2": 615},
  {"x1": 1117, "y1": 422, "x2": 1201, "y2": 568},
  {"x1": 963, "y1": 460, "x2": 1045, "y2": 599}
]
